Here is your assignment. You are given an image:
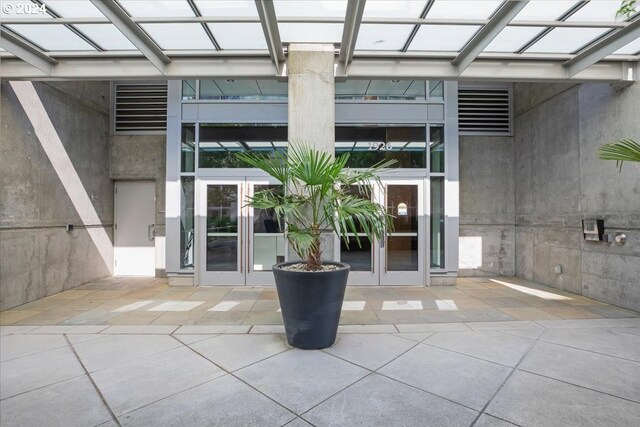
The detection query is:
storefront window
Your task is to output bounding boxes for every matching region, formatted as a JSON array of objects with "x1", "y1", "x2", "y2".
[
  {"x1": 181, "y1": 124, "x2": 195, "y2": 172},
  {"x1": 336, "y1": 80, "x2": 426, "y2": 100},
  {"x1": 182, "y1": 80, "x2": 196, "y2": 100},
  {"x1": 429, "y1": 80, "x2": 444, "y2": 100},
  {"x1": 430, "y1": 177, "x2": 445, "y2": 268},
  {"x1": 430, "y1": 125, "x2": 445, "y2": 173}
]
